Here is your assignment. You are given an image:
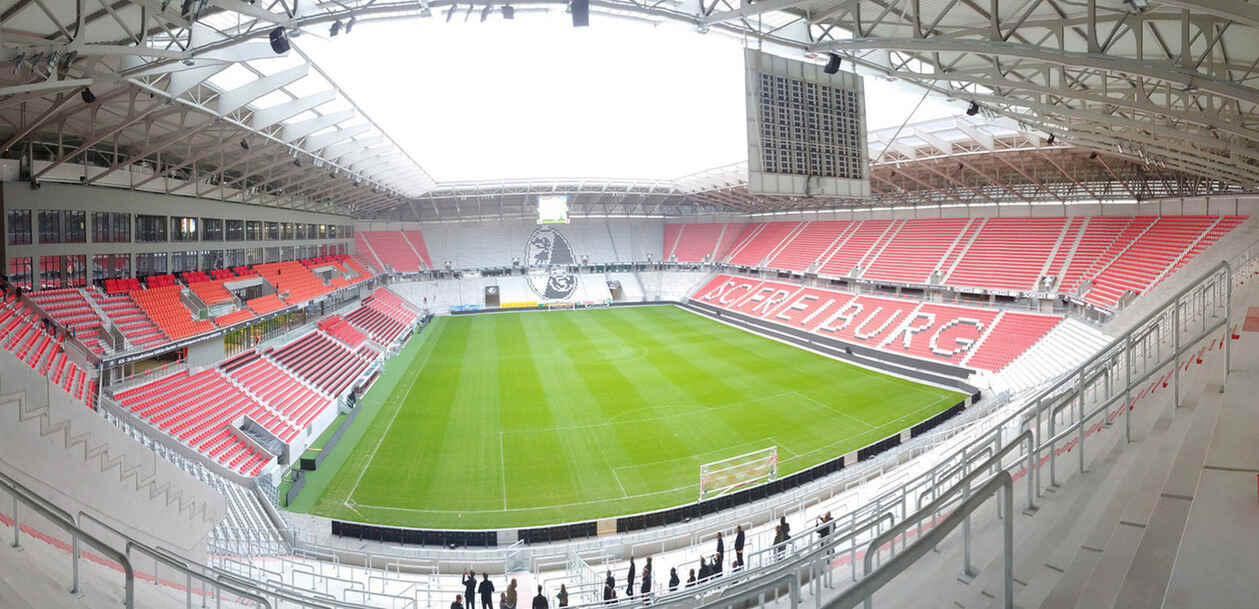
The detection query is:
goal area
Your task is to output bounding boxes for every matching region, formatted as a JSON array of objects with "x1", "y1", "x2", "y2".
[{"x1": 699, "y1": 446, "x2": 778, "y2": 500}]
